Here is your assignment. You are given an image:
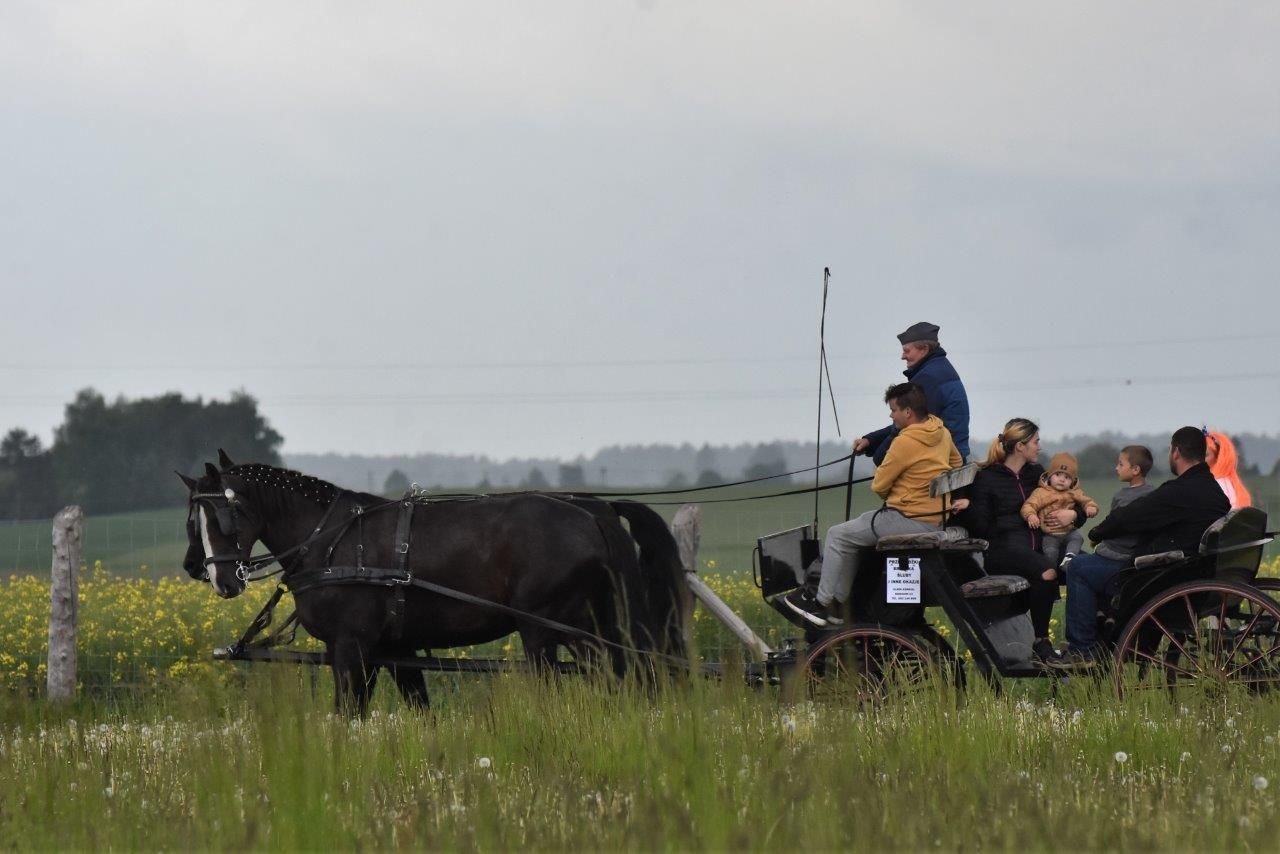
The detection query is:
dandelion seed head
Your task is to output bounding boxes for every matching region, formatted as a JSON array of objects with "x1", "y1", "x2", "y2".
[
  {"x1": 1114, "y1": 751, "x2": 1128, "y2": 764},
  {"x1": 1254, "y1": 776, "x2": 1268, "y2": 791},
  {"x1": 477, "y1": 757, "x2": 492, "y2": 770},
  {"x1": 1180, "y1": 752, "x2": 1192, "y2": 763}
]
